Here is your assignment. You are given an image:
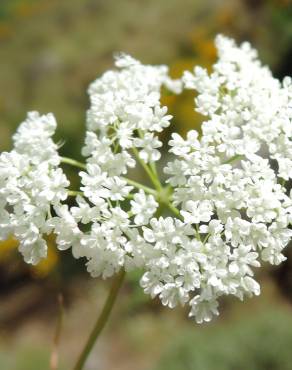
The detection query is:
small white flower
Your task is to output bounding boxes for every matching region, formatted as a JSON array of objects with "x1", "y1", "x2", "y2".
[
  {"x1": 130, "y1": 190, "x2": 158, "y2": 225},
  {"x1": 134, "y1": 133, "x2": 162, "y2": 162},
  {"x1": 181, "y1": 200, "x2": 213, "y2": 224}
]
